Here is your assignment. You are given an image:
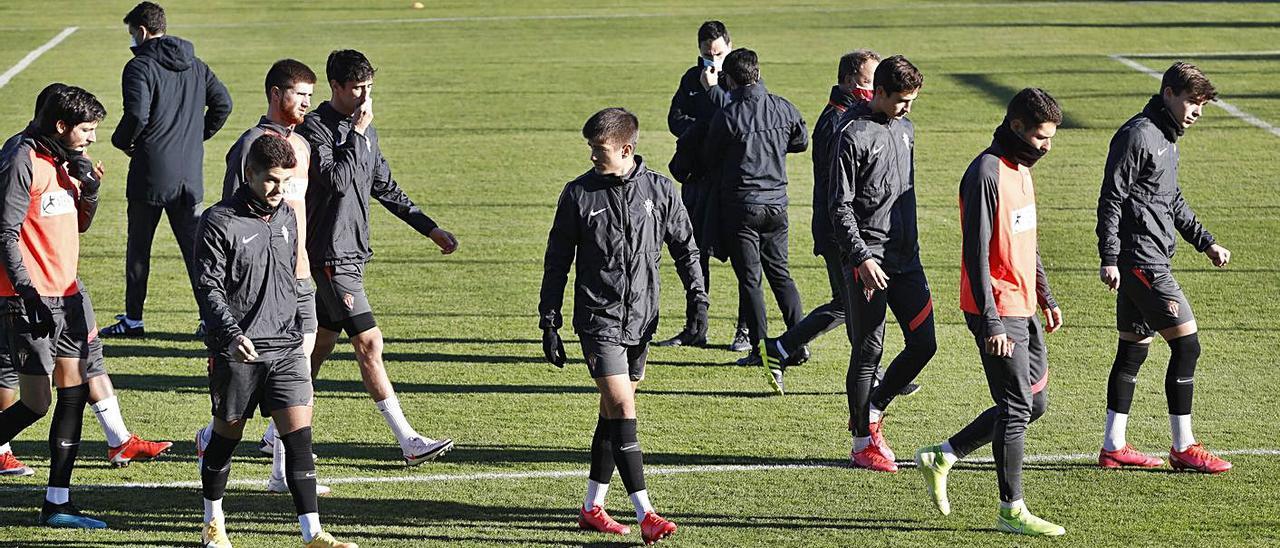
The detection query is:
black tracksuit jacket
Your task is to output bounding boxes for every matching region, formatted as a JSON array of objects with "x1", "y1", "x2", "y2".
[
  {"x1": 296, "y1": 101, "x2": 438, "y2": 269},
  {"x1": 194, "y1": 188, "x2": 301, "y2": 360},
  {"x1": 539, "y1": 157, "x2": 707, "y2": 345},
  {"x1": 702, "y1": 83, "x2": 809, "y2": 207},
  {"x1": 1097, "y1": 96, "x2": 1215, "y2": 270},
  {"x1": 111, "y1": 35, "x2": 232, "y2": 206},
  {"x1": 828, "y1": 103, "x2": 923, "y2": 274},
  {"x1": 811, "y1": 86, "x2": 862, "y2": 256},
  {"x1": 667, "y1": 61, "x2": 731, "y2": 139}
]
